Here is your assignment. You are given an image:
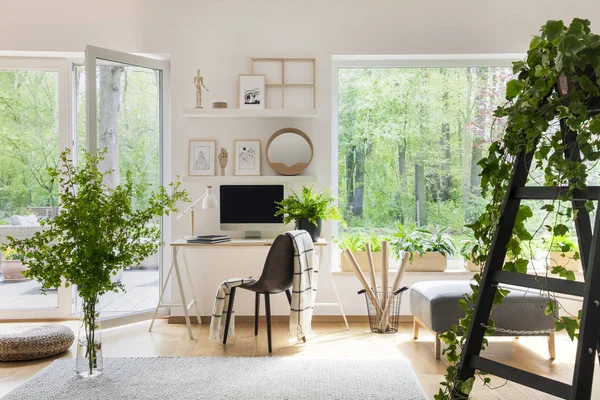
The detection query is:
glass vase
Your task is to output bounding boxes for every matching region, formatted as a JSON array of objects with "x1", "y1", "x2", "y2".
[{"x1": 76, "y1": 299, "x2": 103, "y2": 377}]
